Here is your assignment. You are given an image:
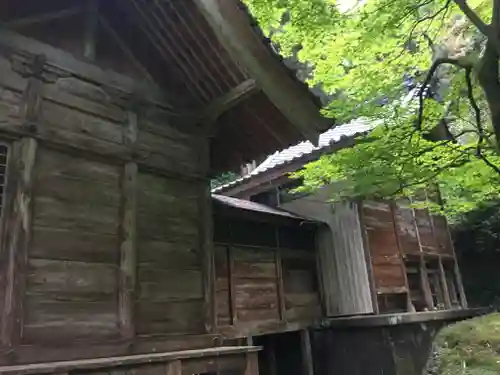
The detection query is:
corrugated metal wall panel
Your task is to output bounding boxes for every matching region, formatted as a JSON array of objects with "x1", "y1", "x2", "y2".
[{"x1": 281, "y1": 190, "x2": 374, "y2": 316}]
